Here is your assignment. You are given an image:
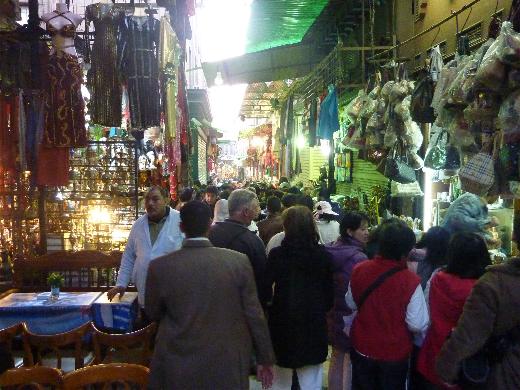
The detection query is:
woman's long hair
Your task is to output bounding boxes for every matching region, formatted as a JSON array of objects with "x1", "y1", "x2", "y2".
[{"x1": 282, "y1": 206, "x2": 319, "y2": 248}]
